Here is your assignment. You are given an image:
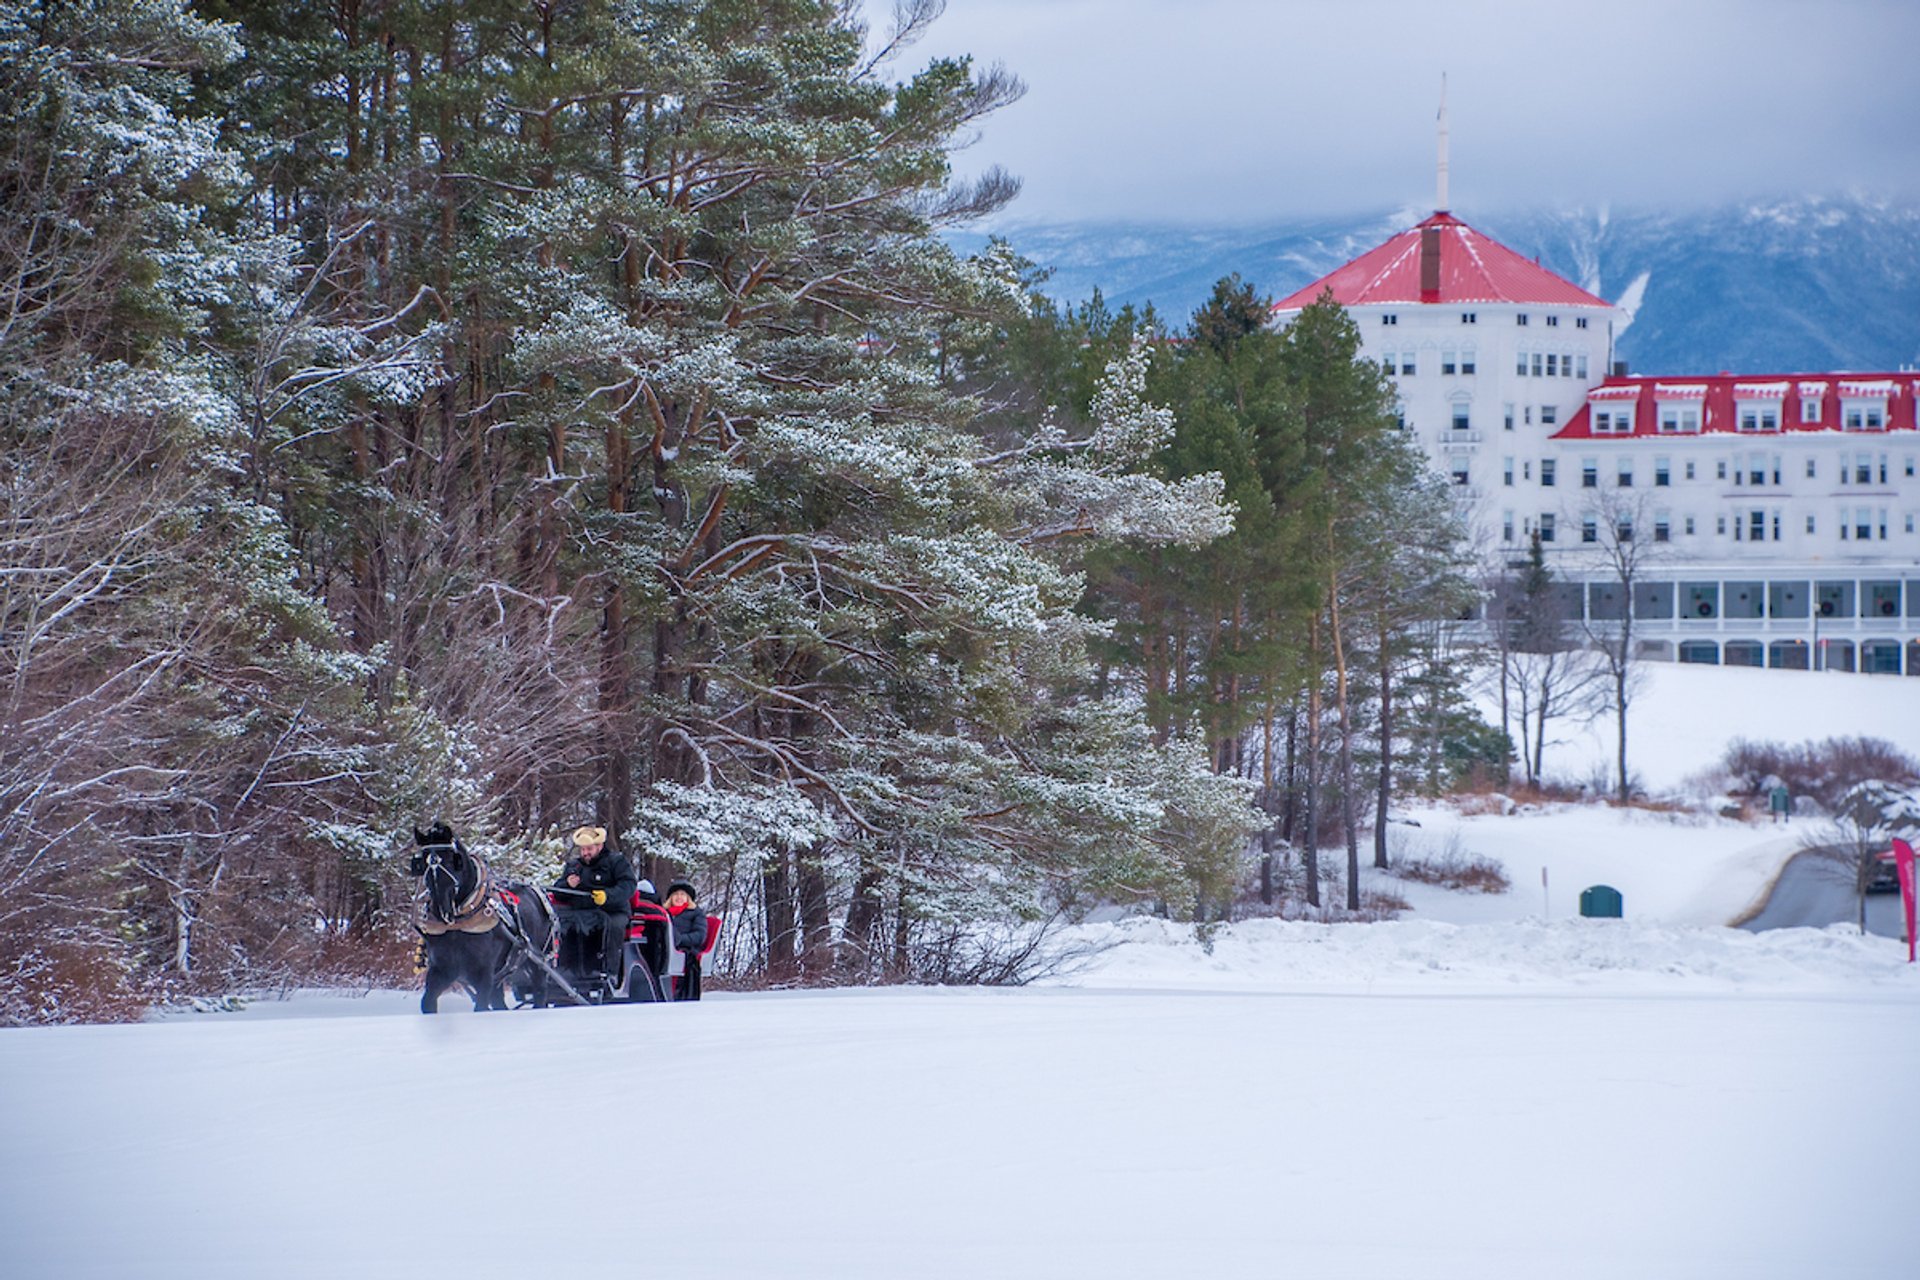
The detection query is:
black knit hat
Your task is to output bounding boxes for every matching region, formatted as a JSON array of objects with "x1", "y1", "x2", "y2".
[{"x1": 665, "y1": 880, "x2": 697, "y2": 902}]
